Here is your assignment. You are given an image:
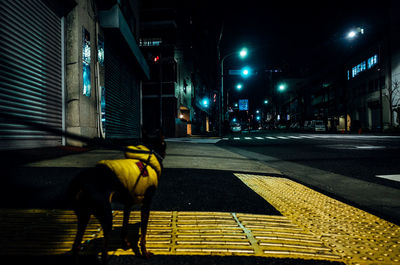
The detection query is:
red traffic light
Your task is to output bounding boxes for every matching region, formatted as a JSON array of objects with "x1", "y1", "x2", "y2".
[{"x1": 153, "y1": 56, "x2": 160, "y2": 62}]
